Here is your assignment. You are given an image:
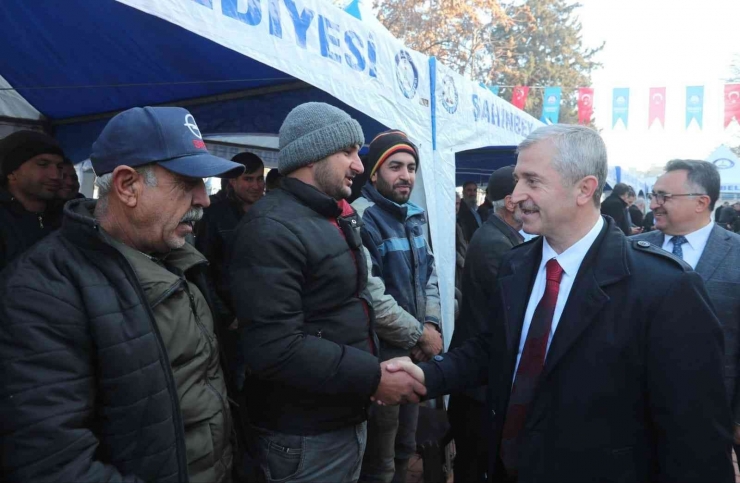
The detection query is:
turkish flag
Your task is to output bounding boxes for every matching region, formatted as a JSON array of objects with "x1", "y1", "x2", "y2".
[
  {"x1": 648, "y1": 87, "x2": 666, "y2": 128},
  {"x1": 511, "y1": 86, "x2": 529, "y2": 110},
  {"x1": 578, "y1": 87, "x2": 594, "y2": 125},
  {"x1": 725, "y1": 84, "x2": 740, "y2": 128}
]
